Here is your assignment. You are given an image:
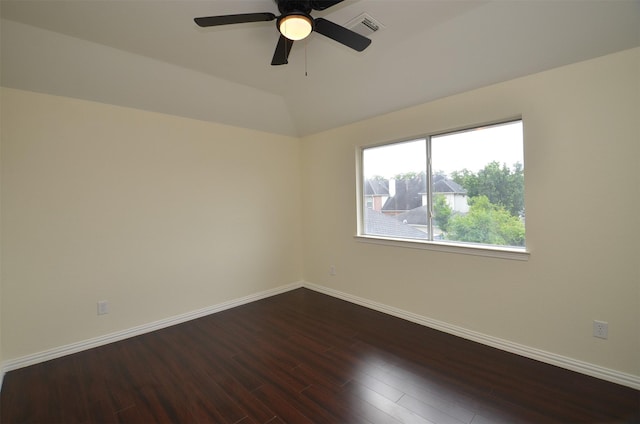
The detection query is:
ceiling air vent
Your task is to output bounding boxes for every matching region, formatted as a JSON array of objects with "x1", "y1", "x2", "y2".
[{"x1": 345, "y1": 13, "x2": 384, "y2": 38}]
